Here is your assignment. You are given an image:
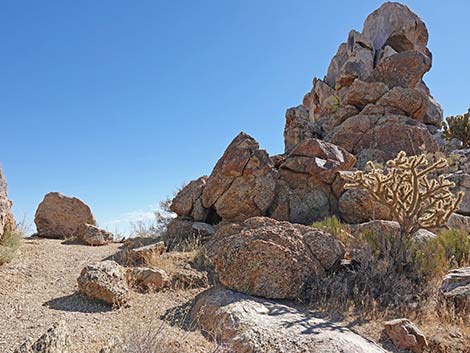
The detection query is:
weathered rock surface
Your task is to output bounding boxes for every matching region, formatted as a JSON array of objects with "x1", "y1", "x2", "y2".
[
  {"x1": 384, "y1": 318, "x2": 428, "y2": 353},
  {"x1": 206, "y1": 217, "x2": 344, "y2": 299},
  {"x1": 202, "y1": 132, "x2": 278, "y2": 222},
  {"x1": 448, "y1": 172, "x2": 470, "y2": 216},
  {"x1": 447, "y1": 213, "x2": 470, "y2": 230},
  {"x1": 440, "y1": 267, "x2": 470, "y2": 309},
  {"x1": 326, "y1": 114, "x2": 438, "y2": 163},
  {"x1": 75, "y1": 223, "x2": 113, "y2": 246},
  {"x1": 271, "y1": 138, "x2": 356, "y2": 224},
  {"x1": 0, "y1": 167, "x2": 15, "y2": 240},
  {"x1": 170, "y1": 134, "x2": 355, "y2": 226},
  {"x1": 77, "y1": 260, "x2": 129, "y2": 306},
  {"x1": 338, "y1": 189, "x2": 392, "y2": 223},
  {"x1": 190, "y1": 287, "x2": 389, "y2": 353},
  {"x1": 14, "y1": 321, "x2": 69, "y2": 353},
  {"x1": 35, "y1": 192, "x2": 96, "y2": 239},
  {"x1": 170, "y1": 176, "x2": 209, "y2": 222},
  {"x1": 127, "y1": 267, "x2": 169, "y2": 291},
  {"x1": 284, "y1": 105, "x2": 318, "y2": 153},
  {"x1": 295, "y1": 2, "x2": 441, "y2": 165}
]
